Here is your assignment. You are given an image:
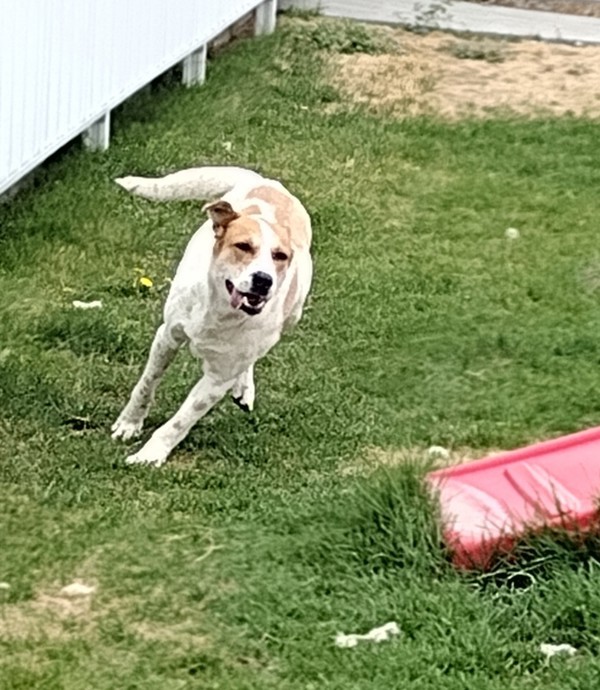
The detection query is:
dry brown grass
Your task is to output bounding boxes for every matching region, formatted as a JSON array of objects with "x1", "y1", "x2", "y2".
[
  {"x1": 329, "y1": 29, "x2": 600, "y2": 119},
  {"x1": 0, "y1": 585, "x2": 96, "y2": 642},
  {"x1": 0, "y1": 573, "x2": 221, "y2": 649}
]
